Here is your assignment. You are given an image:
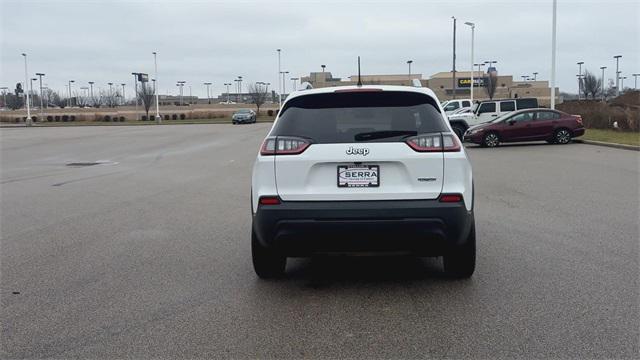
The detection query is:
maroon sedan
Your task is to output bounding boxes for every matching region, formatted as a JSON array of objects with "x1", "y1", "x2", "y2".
[{"x1": 463, "y1": 108, "x2": 585, "y2": 147}]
